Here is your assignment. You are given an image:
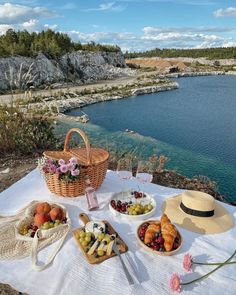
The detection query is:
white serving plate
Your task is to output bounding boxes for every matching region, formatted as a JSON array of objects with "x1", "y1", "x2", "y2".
[{"x1": 109, "y1": 191, "x2": 156, "y2": 221}]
